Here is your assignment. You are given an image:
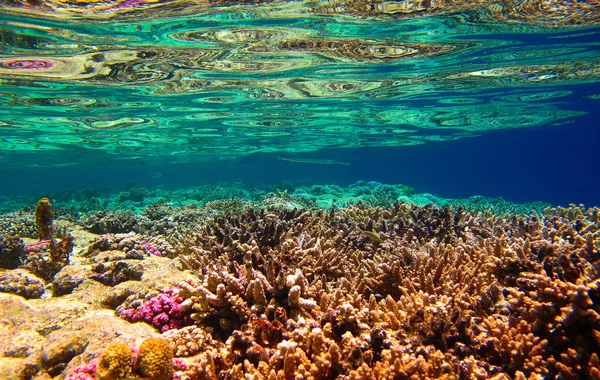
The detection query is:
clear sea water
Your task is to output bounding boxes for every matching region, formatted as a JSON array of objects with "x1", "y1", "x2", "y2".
[{"x1": 1, "y1": 1, "x2": 599, "y2": 206}]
